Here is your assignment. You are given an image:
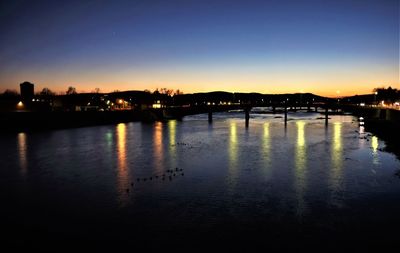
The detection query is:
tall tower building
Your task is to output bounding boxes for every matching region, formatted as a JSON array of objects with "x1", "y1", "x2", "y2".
[{"x1": 20, "y1": 81, "x2": 34, "y2": 102}]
